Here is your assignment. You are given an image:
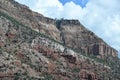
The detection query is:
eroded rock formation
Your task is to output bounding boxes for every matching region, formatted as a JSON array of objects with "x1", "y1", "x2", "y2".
[
  {"x1": 0, "y1": 0, "x2": 120, "y2": 80},
  {"x1": 58, "y1": 19, "x2": 118, "y2": 57},
  {"x1": 0, "y1": 0, "x2": 118, "y2": 57}
]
